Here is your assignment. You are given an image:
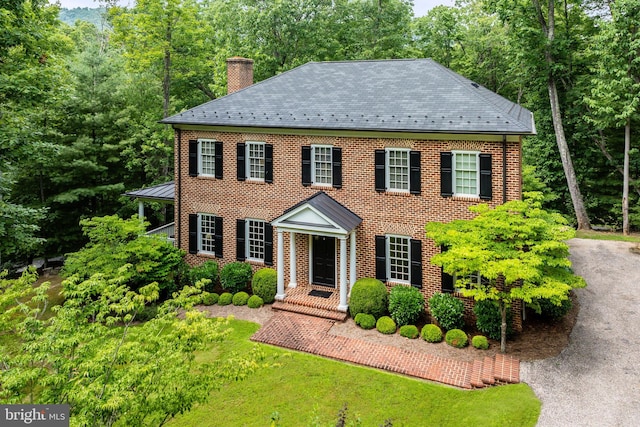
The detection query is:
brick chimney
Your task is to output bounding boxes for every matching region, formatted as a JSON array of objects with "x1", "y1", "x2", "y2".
[{"x1": 227, "y1": 57, "x2": 254, "y2": 94}]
